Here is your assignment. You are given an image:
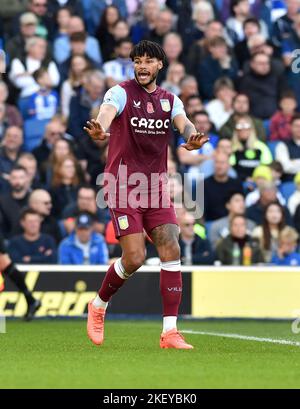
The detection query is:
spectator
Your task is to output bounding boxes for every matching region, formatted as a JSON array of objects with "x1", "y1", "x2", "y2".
[
  {"x1": 17, "y1": 152, "x2": 41, "y2": 189},
  {"x1": 103, "y1": 38, "x2": 134, "y2": 88},
  {"x1": 199, "y1": 138, "x2": 238, "y2": 179},
  {"x1": 0, "y1": 126, "x2": 23, "y2": 181},
  {"x1": 226, "y1": 0, "x2": 269, "y2": 46},
  {"x1": 288, "y1": 172, "x2": 300, "y2": 216},
  {"x1": 246, "y1": 182, "x2": 293, "y2": 225},
  {"x1": 234, "y1": 17, "x2": 261, "y2": 69},
  {"x1": 131, "y1": 0, "x2": 160, "y2": 44},
  {"x1": 230, "y1": 115, "x2": 272, "y2": 181},
  {"x1": 245, "y1": 165, "x2": 285, "y2": 208},
  {"x1": 159, "y1": 32, "x2": 184, "y2": 83},
  {"x1": 0, "y1": 165, "x2": 31, "y2": 238},
  {"x1": 68, "y1": 70, "x2": 106, "y2": 139},
  {"x1": 239, "y1": 52, "x2": 287, "y2": 120},
  {"x1": 272, "y1": 0, "x2": 300, "y2": 48},
  {"x1": 27, "y1": 67, "x2": 59, "y2": 120},
  {"x1": 271, "y1": 226, "x2": 300, "y2": 266},
  {"x1": 145, "y1": 8, "x2": 174, "y2": 45},
  {"x1": 50, "y1": 155, "x2": 81, "y2": 217},
  {"x1": 40, "y1": 137, "x2": 82, "y2": 188},
  {"x1": 61, "y1": 185, "x2": 107, "y2": 235},
  {"x1": 161, "y1": 62, "x2": 186, "y2": 96},
  {"x1": 0, "y1": 81, "x2": 23, "y2": 134},
  {"x1": 178, "y1": 75, "x2": 199, "y2": 106},
  {"x1": 204, "y1": 151, "x2": 243, "y2": 221},
  {"x1": 219, "y1": 93, "x2": 266, "y2": 140},
  {"x1": 189, "y1": 1, "x2": 215, "y2": 44},
  {"x1": 9, "y1": 36, "x2": 60, "y2": 98},
  {"x1": 60, "y1": 54, "x2": 91, "y2": 119},
  {"x1": 198, "y1": 36, "x2": 238, "y2": 101},
  {"x1": 28, "y1": 189, "x2": 61, "y2": 243},
  {"x1": 6, "y1": 12, "x2": 39, "y2": 62},
  {"x1": 54, "y1": 15, "x2": 102, "y2": 65},
  {"x1": 52, "y1": 6, "x2": 73, "y2": 41},
  {"x1": 216, "y1": 214, "x2": 264, "y2": 265},
  {"x1": 177, "y1": 110, "x2": 219, "y2": 182},
  {"x1": 58, "y1": 211, "x2": 109, "y2": 265},
  {"x1": 275, "y1": 114, "x2": 300, "y2": 181},
  {"x1": 210, "y1": 191, "x2": 256, "y2": 249},
  {"x1": 90, "y1": 0, "x2": 127, "y2": 38},
  {"x1": 184, "y1": 94, "x2": 203, "y2": 118},
  {"x1": 48, "y1": 1, "x2": 83, "y2": 22},
  {"x1": 58, "y1": 31, "x2": 99, "y2": 83},
  {"x1": 178, "y1": 210, "x2": 214, "y2": 265},
  {"x1": 33, "y1": 116, "x2": 69, "y2": 172},
  {"x1": 7, "y1": 208, "x2": 57, "y2": 264},
  {"x1": 252, "y1": 202, "x2": 286, "y2": 262},
  {"x1": 269, "y1": 91, "x2": 297, "y2": 142},
  {"x1": 95, "y1": 5, "x2": 121, "y2": 62},
  {"x1": 205, "y1": 77, "x2": 236, "y2": 130}
]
